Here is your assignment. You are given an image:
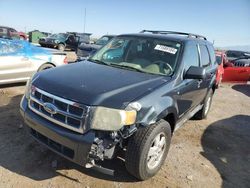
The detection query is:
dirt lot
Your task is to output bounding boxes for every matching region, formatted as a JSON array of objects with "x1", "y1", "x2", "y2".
[{"x1": 0, "y1": 83, "x2": 249, "y2": 188}]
